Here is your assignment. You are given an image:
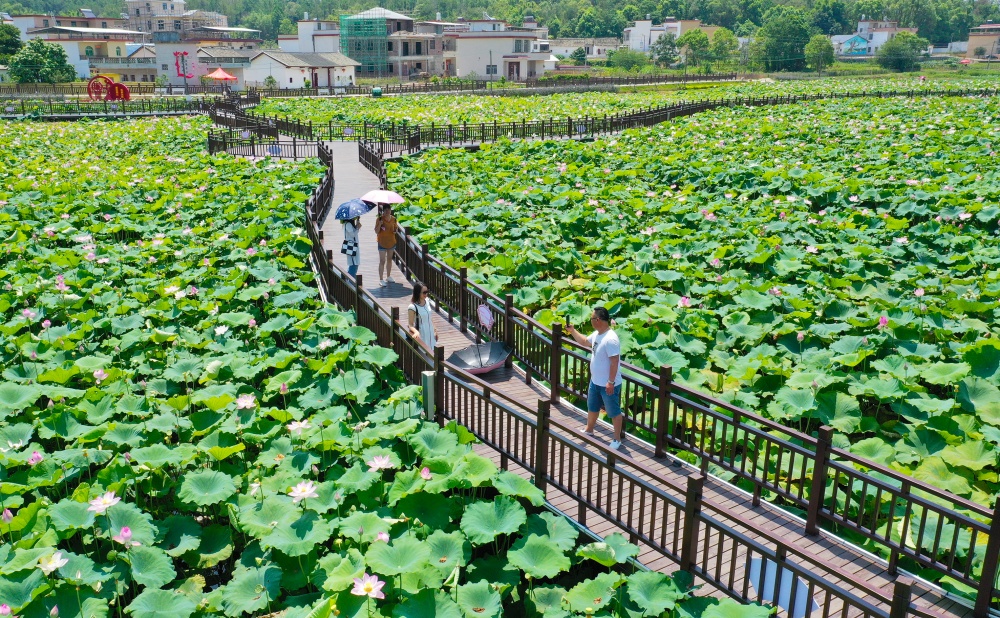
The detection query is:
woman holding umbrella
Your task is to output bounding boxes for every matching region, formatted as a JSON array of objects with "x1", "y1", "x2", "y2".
[{"x1": 334, "y1": 198, "x2": 375, "y2": 278}]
